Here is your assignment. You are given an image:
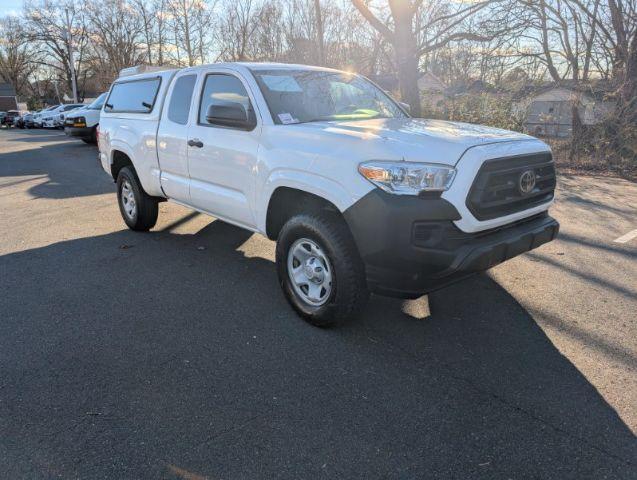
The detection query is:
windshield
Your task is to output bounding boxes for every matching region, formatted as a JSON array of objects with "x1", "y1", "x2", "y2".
[
  {"x1": 251, "y1": 69, "x2": 407, "y2": 124},
  {"x1": 88, "y1": 93, "x2": 107, "y2": 110}
]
